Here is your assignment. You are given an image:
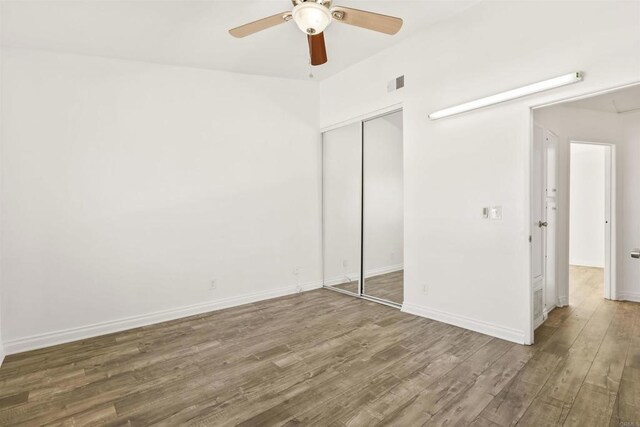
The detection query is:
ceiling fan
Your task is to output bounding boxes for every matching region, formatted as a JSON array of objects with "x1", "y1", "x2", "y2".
[{"x1": 229, "y1": 0, "x2": 403, "y2": 66}]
